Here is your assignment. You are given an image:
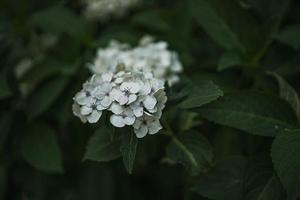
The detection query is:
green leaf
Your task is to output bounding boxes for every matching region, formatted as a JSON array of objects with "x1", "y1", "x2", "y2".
[
  {"x1": 192, "y1": 155, "x2": 282, "y2": 200},
  {"x1": 0, "y1": 113, "x2": 13, "y2": 152},
  {"x1": 248, "y1": 175, "x2": 285, "y2": 200},
  {"x1": 166, "y1": 131, "x2": 213, "y2": 175},
  {"x1": 0, "y1": 165, "x2": 6, "y2": 199},
  {"x1": 246, "y1": 0, "x2": 291, "y2": 63},
  {"x1": 27, "y1": 76, "x2": 69, "y2": 119},
  {"x1": 192, "y1": 156, "x2": 247, "y2": 200},
  {"x1": 120, "y1": 131, "x2": 138, "y2": 174},
  {"x1": 31, "y1": 5, "x2": 89, "y2": 40},
  {"x1": 218, "y1": 51, "x2": 244, "y2": 71},
  {"x1": 196, "y1": 92, "x2": 297, "y2": 136},
  {"x1": 180, "y1": 80, "x2": 223, "y2": 109},
  {"x1": 84, "y1": 127, "x2": 121, "y2": 162},
  {"x1": 271, "y1": 129, "x2": 300, "y2": 200},
  {"x1": 131, "y1": 10, "x2": 170, "y2": 32},
  {"x1": 277, "y1": 25, "x2": 300, "y2": 50},
  {"x1": 191, "y1": 0, "x2": 245, "y2": 52},
  {"x1": 267, "y1": 72, "x2": 300, "y2": 123},
  {"x1": 21, "y1": 124, "x2": 63, "y2": 173},
  {"x1": 0, "y1": 69, "x2": 12, "y2": 100}
]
